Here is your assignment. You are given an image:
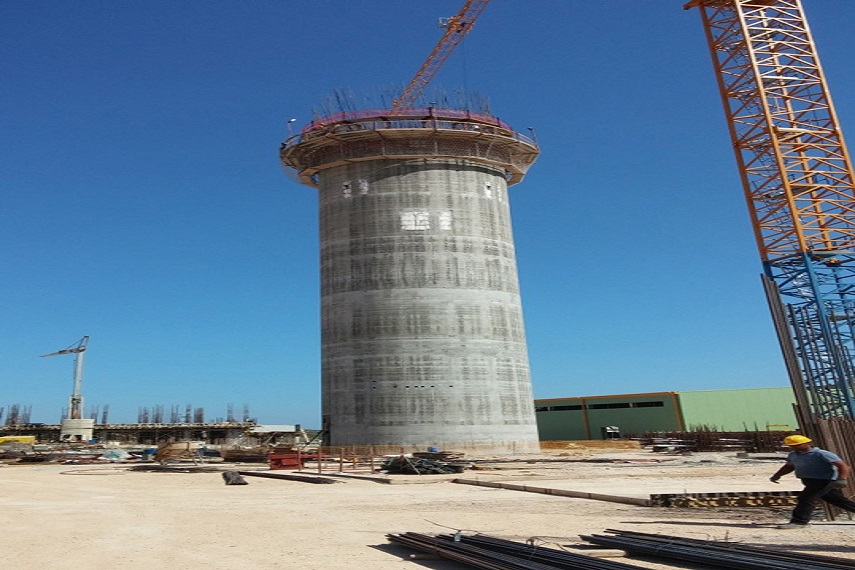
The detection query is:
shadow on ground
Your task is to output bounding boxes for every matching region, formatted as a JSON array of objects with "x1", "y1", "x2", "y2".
[{"x1": 371, "y1": 543, "x2": 472, "y2": 570}]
